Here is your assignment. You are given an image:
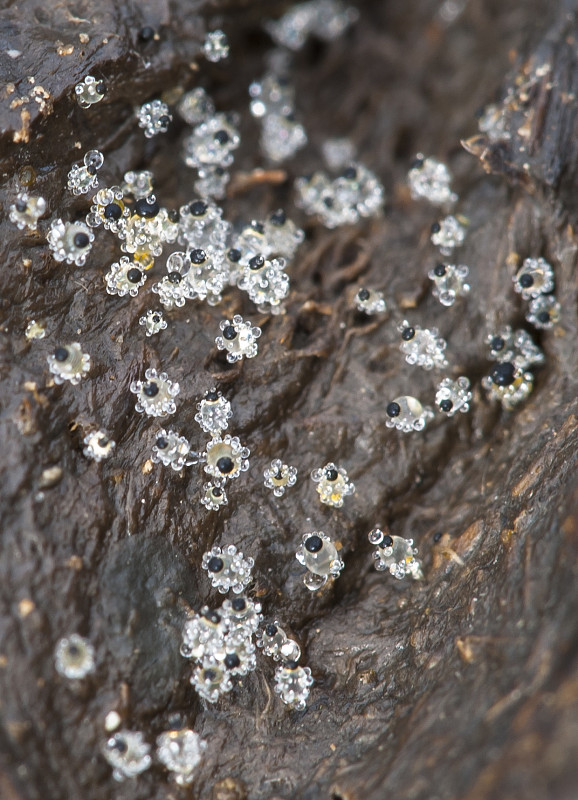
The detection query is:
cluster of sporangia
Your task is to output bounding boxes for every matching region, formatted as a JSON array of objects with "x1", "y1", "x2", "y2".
[
  {"x1": 354, "y1": 152, "x2": 558, "y2": 433},
  {"x1": 10, "y1": 0, "x2": 562, "y2": 787}
]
